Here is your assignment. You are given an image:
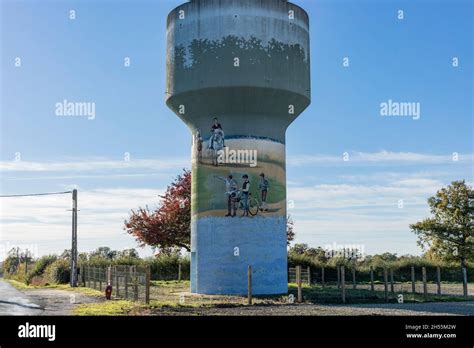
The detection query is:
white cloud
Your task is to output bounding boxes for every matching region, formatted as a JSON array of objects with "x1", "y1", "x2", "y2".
[
  {"x1": 0, "y1": 157, "x2": 189, "y2": 172},
  {"x1": 288, "y1": 151, "x2": 473, "y2": 167}
]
